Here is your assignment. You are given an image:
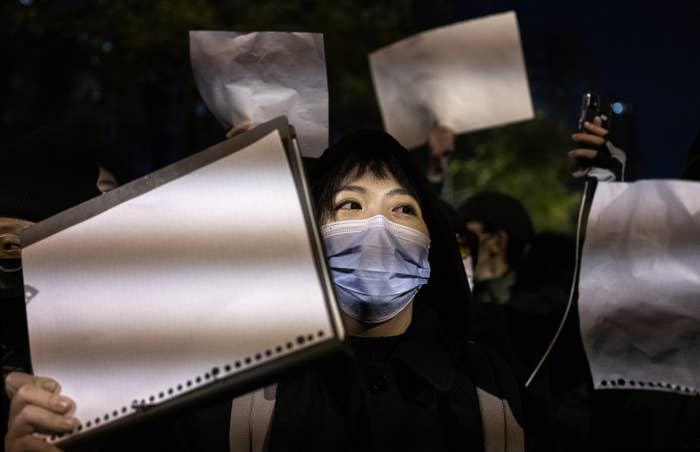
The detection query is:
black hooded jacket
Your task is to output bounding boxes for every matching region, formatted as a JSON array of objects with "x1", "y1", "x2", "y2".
[{"x1": 95, "y1": 130, "x2": 524, "y2": 452}]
